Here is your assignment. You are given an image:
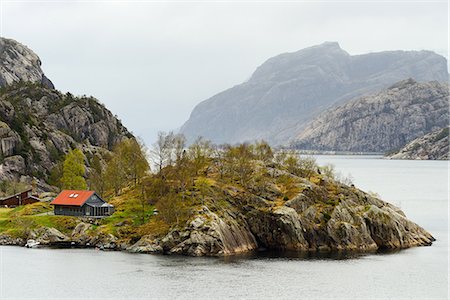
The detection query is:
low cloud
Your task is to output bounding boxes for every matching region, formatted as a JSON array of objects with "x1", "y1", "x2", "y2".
[{"x1": 2, "y1": 2, "x2": 447, "y2": 145}]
